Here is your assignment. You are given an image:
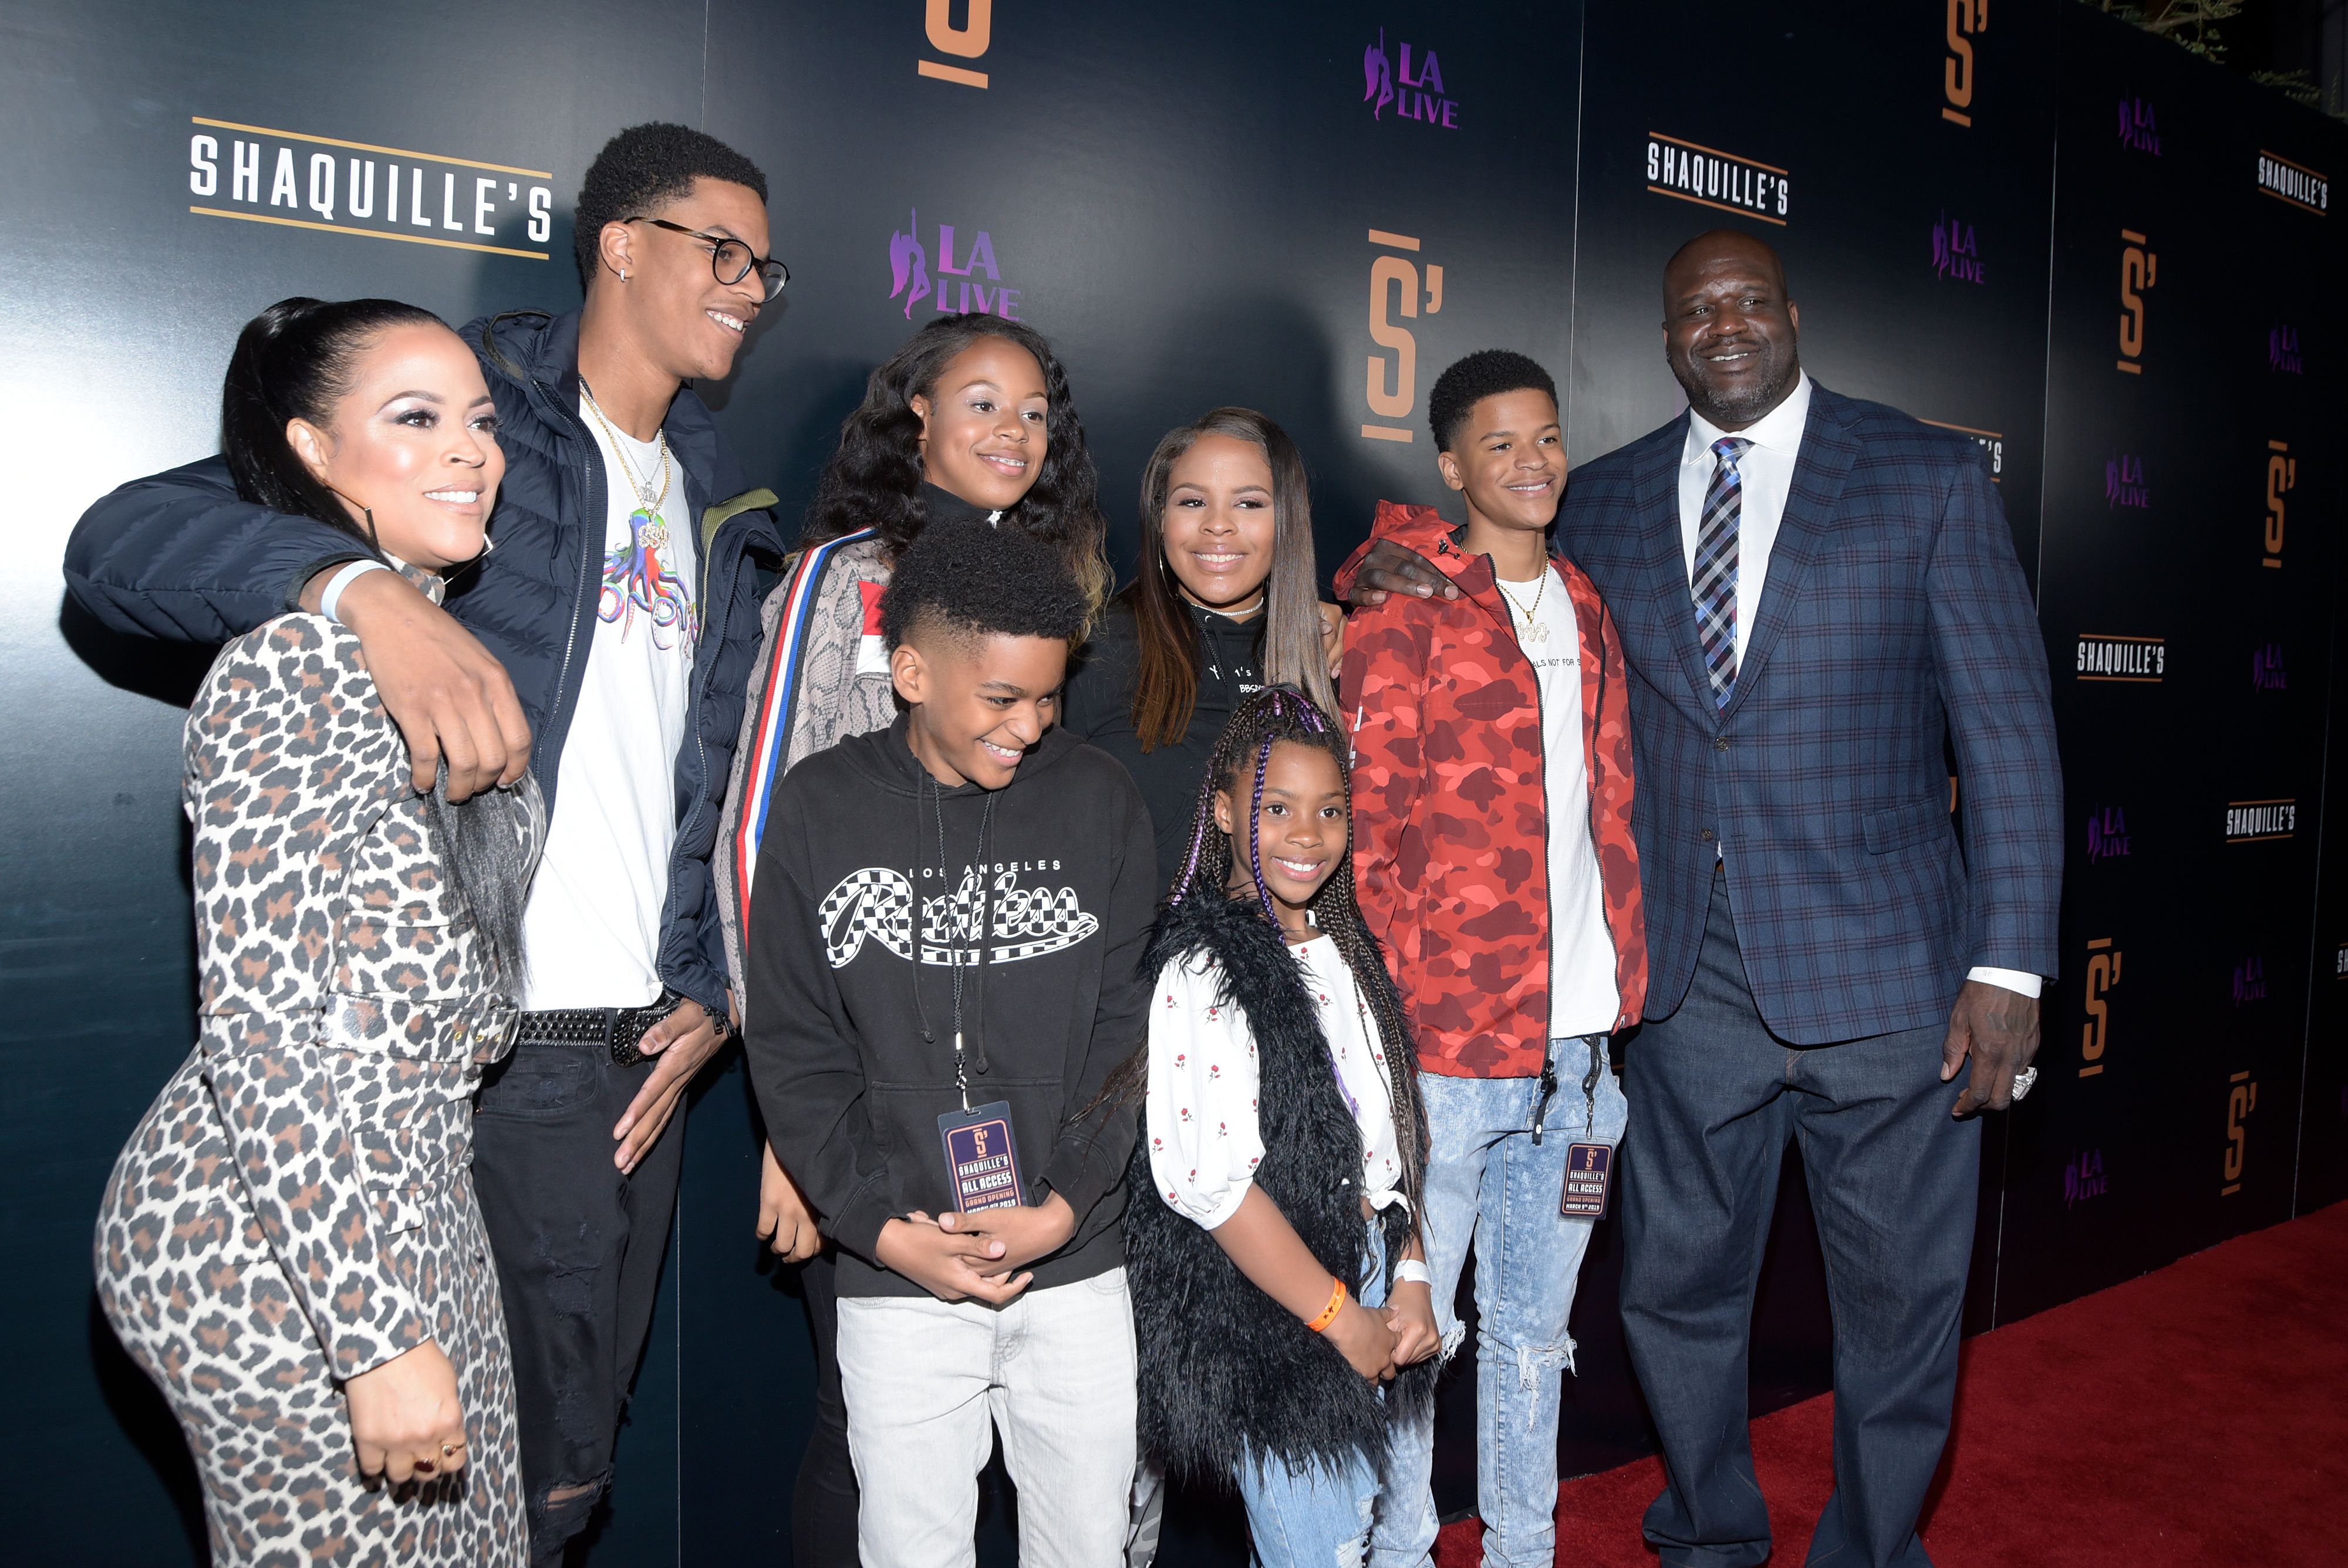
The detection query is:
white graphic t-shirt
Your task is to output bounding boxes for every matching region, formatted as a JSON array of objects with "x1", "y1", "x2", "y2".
[
  {"x1": 518, "y1": 399, "x2": 700, "y2": 1009},
  {"x1": 1499, "y1": 572, "x2": 1618, "y2": 1038}
]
